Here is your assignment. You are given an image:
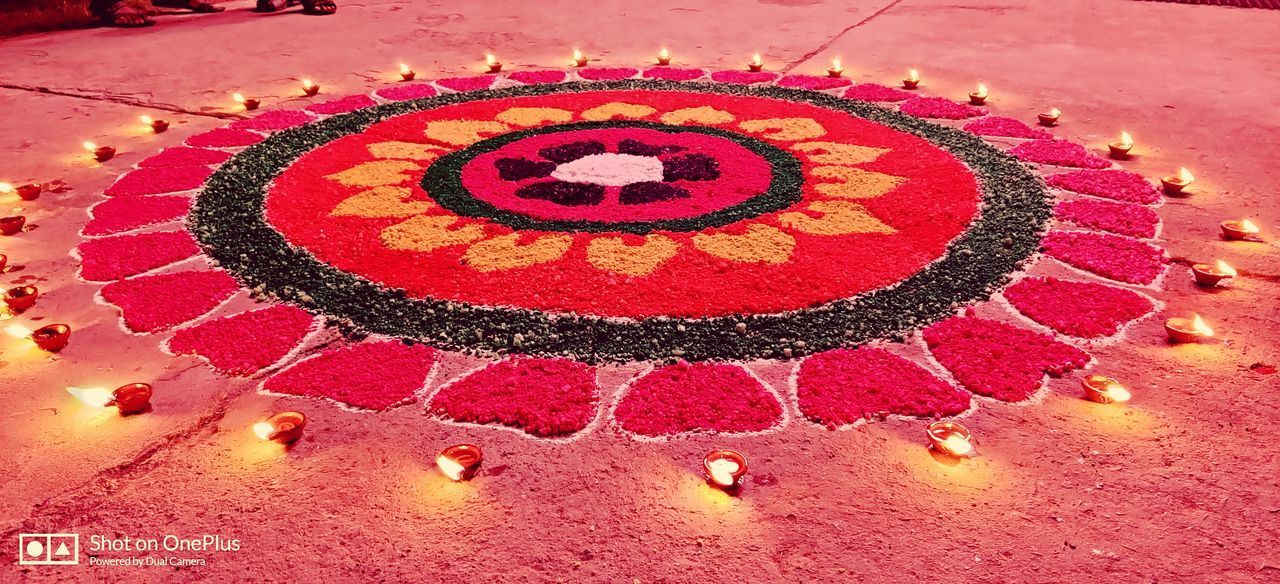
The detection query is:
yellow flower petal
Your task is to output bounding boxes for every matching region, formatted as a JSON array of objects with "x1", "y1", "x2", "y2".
[
  {"x1": 778, "y1": 201, "x2": 895, "y2": 235},
  {"x1": 810, "y1": 166, "x2": 904, "y2": 199},
  {"x1": 332, "y1": 186, "x2": 432, "y2": 218},
  {"x1": 738, "y1": 117, "x2": 826, "y2": 141},
  {"x1": 425, "y1": 120, "x2": 510, "y2": 146},
  {"x1": 580, "y1": 102, "x2": 658, "y2": 121},
  {"x1": 325, "y1": 160, "x2": 421, "y2": 188},
  {"x1": 367, "y1": 141, "x2": 447, "y2": 161},
  {"x1": 659, "y1": 106, "x2": 735, "y2": 126},
  {"x1": 462, "y1": 233, "x2": 573, "y2": 272},
  {"x1": 380, "y1": 215, "x2": 486, "y2": 252},
  {"x1": 791, "y1": 141, "x2": 890, "y2": 165},
  {"x1": 496, "y1": 107, "x2": 575, "y2": 127},
  {"x1": 692, "y1": 224, "x2": 795, "y2": 264},
  {"x1": 586, "y1": 235, "x2": 680, "y2": 276}
]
